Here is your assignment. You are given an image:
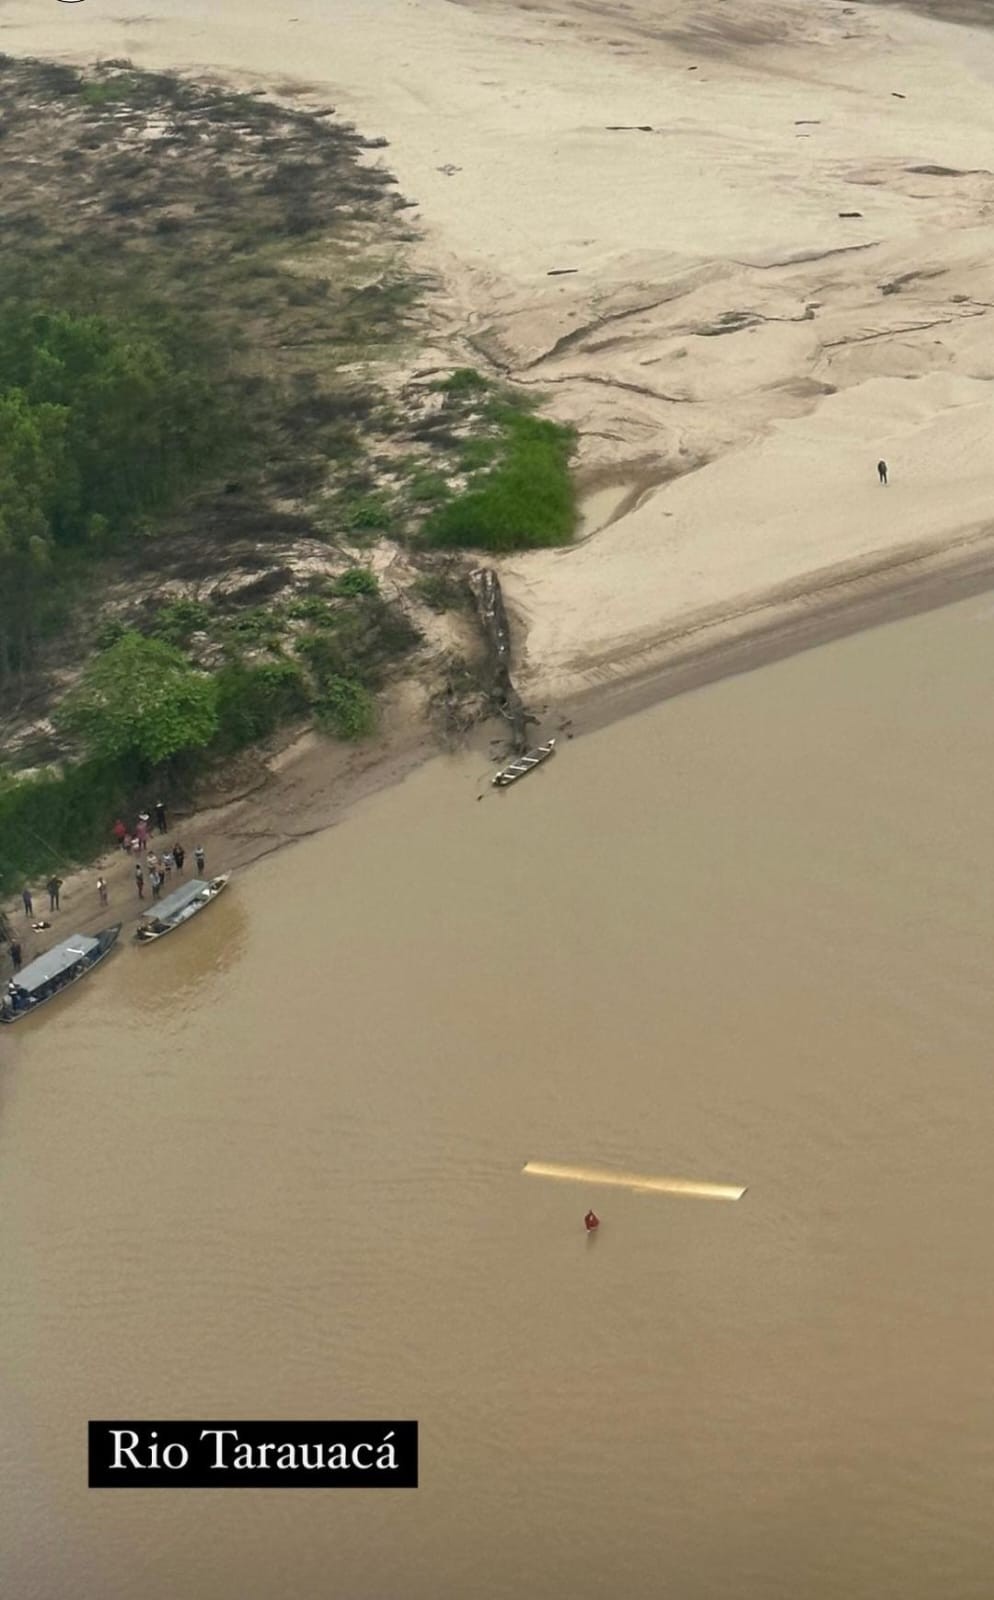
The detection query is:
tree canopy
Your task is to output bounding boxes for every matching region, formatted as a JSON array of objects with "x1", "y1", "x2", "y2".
[
  {"x1": 57, "y1": 632, "x2": 219, "y2": 767},
  {"x1": 0, "y1": 305, "x2": 219, "y2": 681}
]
